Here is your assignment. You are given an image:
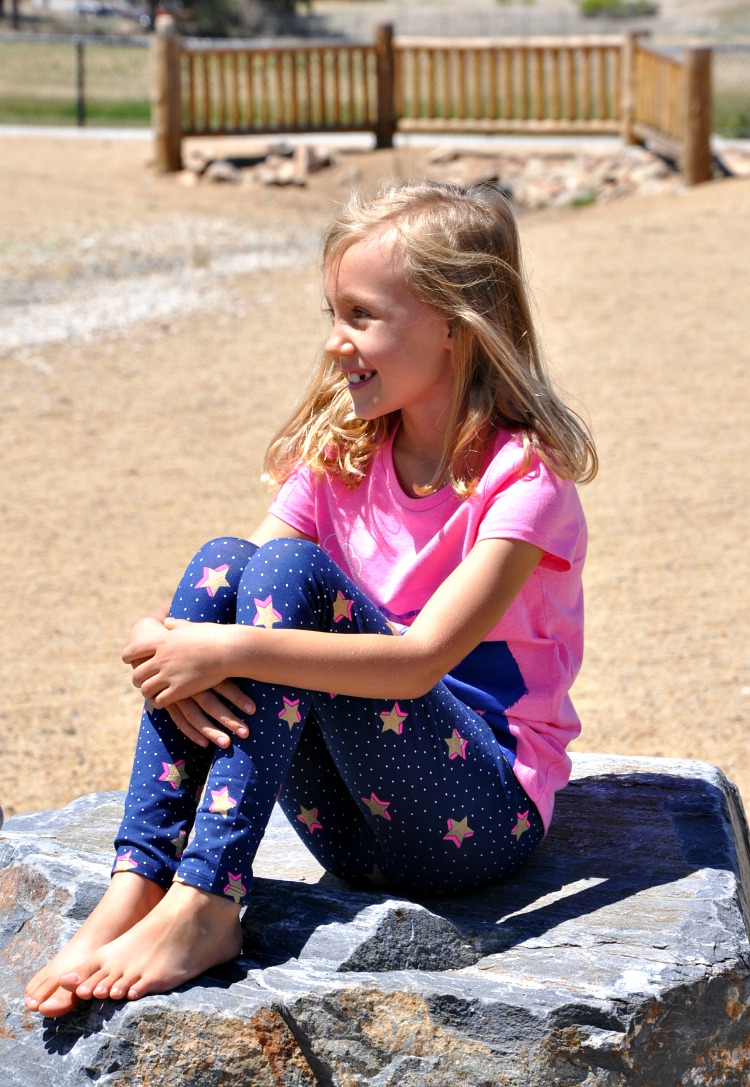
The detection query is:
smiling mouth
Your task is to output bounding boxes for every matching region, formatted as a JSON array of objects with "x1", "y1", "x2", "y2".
[{"x1": 346, "y1": 371, "x2": 375, "y2": 386}]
